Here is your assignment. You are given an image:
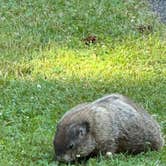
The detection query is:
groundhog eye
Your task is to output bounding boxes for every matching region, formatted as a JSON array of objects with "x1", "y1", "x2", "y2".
[
  {"x1": 79, "y1": 129, "x2": 84, "y2": 136},
  {"x1": 68, "y1": 143, "x2": 74, "y2": 149}
]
